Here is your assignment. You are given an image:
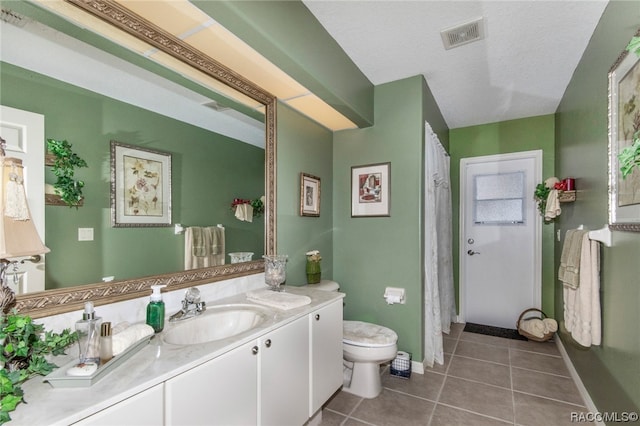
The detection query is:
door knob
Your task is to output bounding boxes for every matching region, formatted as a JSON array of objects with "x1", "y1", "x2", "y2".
[{"x1": 467, "y1": 250, "x2": 480, "y2": 256}]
